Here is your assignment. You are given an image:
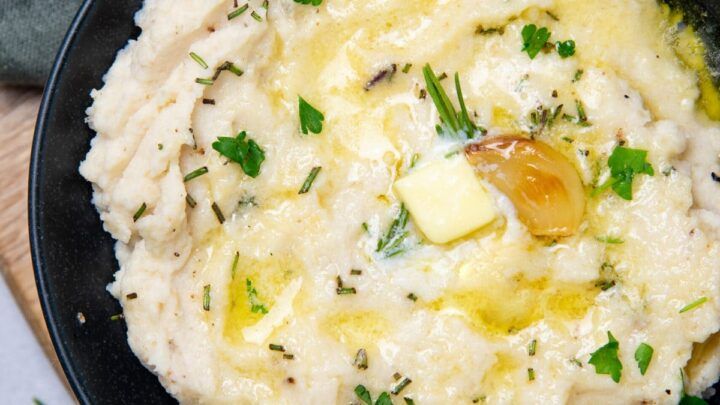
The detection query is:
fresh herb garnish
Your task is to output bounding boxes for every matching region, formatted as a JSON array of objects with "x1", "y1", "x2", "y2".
[
  {"x1": 391, "y1": 377, "x2": 412, "y2": 395},
  {"x1": 556, "y1": 40, "x2": 576, "y2": 58},
  {"x1": 589, "y1": 331, "x2": 622, "y2": 383},
  {"x1": 521, "y1": 24, "x2": 551, "y2": 59},
  {"x1": 213, "y1": 61, "x2": 244, "y2": 80},
  {"x1": 189, "y1": 52, "x2": 208, "y2": 69},
  {"x1": 195, "y1": 78, "x2": 214, "y2": 86},
  {"x1": 407, "y1": 293, "x2": 418, "y2": 302},
  {"x1": 679, "y1": 297, "x2": 708, "y2": 313},
  {"x1": 269, "y1": 343, "x2": 285, "y2": 352},
  {"x1": 298, "y1": 96, "x2": 325, "y2": 135},
  {"x1": 355, "y1": 385, "x2": 373, "y2": 405},
  {"x1": 110, "y1": 313, "x2": 124, "y2": 321},
  {"x1": 402, "y1": 63, "x2": 412, "y2": 73},
  {"x1": 294, "y1": 0, "x2": 322, "y2": 5},
  {"x1": 251, "y1": 10, "x2": 263, "y2": 21},
  {"x1": 422, "y1": 64, "x2": 485, "y2": 140},
  {"x1": 528, "y1": 368, "x2": 536, "y2": 381},
  {"x1": 403, "y1": 398, "x2": 415, "y2": 405},
  {"x1": 376, "y1": 393, "x2": 393, "y2": 405},
  {"x1": 573, "y1": 69, "x2": 584, "y2": 82},
  {"x1": 202, "y1": 98, "x2": 216, "y2": 105},
  {"x1": 212, "y1": 131, "x2": 265, "y2": 178},
  {"x1": 133, "y1": 202, "x2": 147, "y2": 222},
  {"x1": 183, "y1": 166, "x2": 209, "y2": 182},
  {"x1": 32, "y1": 398, "x2": 45, "y2": 405},
  {"x1": 575, "y1": 99, "x2": 589, "y2": 124},
  {"x1": 354, "y1": 348, "x2": 369, "y2": 370},
  {"x1": 202, "y1": 284, "x2": 211, "y2": 311},
  {"x1": 228, "y1": 3, "x2": 249, "y2": 19},
  {"x1": 350, "y1": 269, "x2": 362, "y2": 276},
  {"x1": 528, "y1": 339, "x2": 537, "y2": 356},
  {"x1": 126, "y1": 292, "x2": 138, "y2": 300},
  {"x1": 211, "y1": 202, "x2": 225, "y2": 224},
  {"x1": 298, "y1": 166, "x2": 322, "y2": 194},
  {"x1": 409, "y1": 153, "x2": 419, "y2": 168},
  {"x1": 283, "y1": 353, "x2": 294, "y2": 360},
  {"x1": 337, "y1": 287, "x2": 357, "y2": 295},
  {"x1": 246, "y1": 278, "x2": 269, "y2": 314},
  {"x1": 595, "y1": 236, "x2": 624, "y2": 244},
  {"x1": 364, "y1": 64, "x2": 397, "y2": 91},
  {"x1": 230, "y1": 251, "x2": 240, "y2": 280},
  {"x1": 186, "y1": 194, "x2": 197, "y2": 208},
  {"x1": 592, "y1": 146, "x2": 654, "y2": 200},
  {"x1": 376, "y1": 204, "x2": 410, "y2": 258},
  {"x1": 634, "y1": 343, "x2": 653, "y2": 375}
]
